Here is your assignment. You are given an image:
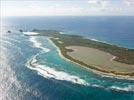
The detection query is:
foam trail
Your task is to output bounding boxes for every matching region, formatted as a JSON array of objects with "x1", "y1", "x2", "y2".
[
  {"x1": 26, "y1": 55, "x2": 88, "y2": 86},
  {"x1": 23, "y1": 32, "x2": 39, "y2": 35},
  {"x1": 109, "y1": 85, "x2": 134, "y2": 92},
  {"x1": 90, "y1": 38, "x2": 99, "y2": 42},
  {"x1": 29, "y1": 36, "x2": 50, "y2": 52},
  {"x1": 59, "y1": 32, "x2": 64, "y2": 34}
]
